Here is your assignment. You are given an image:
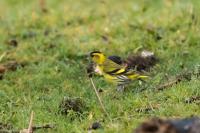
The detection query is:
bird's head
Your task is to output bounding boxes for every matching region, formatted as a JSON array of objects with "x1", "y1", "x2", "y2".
[{"x1": 90, "y1": 51, "x2": 106, "y2": 64}]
